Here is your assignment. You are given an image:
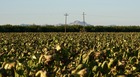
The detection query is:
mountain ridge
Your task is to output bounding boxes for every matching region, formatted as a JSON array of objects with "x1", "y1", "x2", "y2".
[{"x1": 56, "y1": 20, "x2": 90, "y2": 26}]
